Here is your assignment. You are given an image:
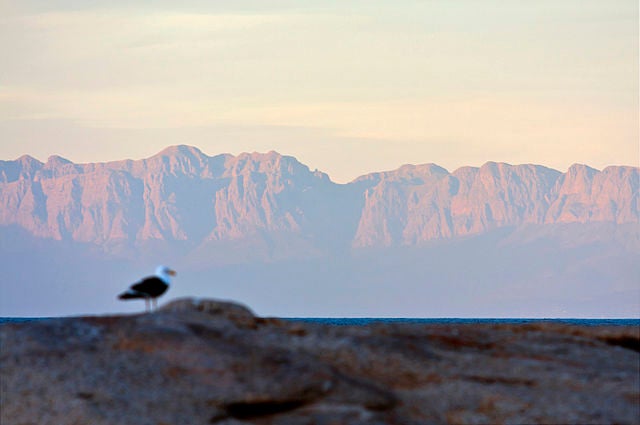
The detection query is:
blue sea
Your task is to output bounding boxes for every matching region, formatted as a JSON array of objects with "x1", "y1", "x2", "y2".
[
  {"x1": 284, "y1": 318, "x2": 640, "y2": 326},
  {"x1": 1, "y1": 317, "x2": 638, "y2": 326}
]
